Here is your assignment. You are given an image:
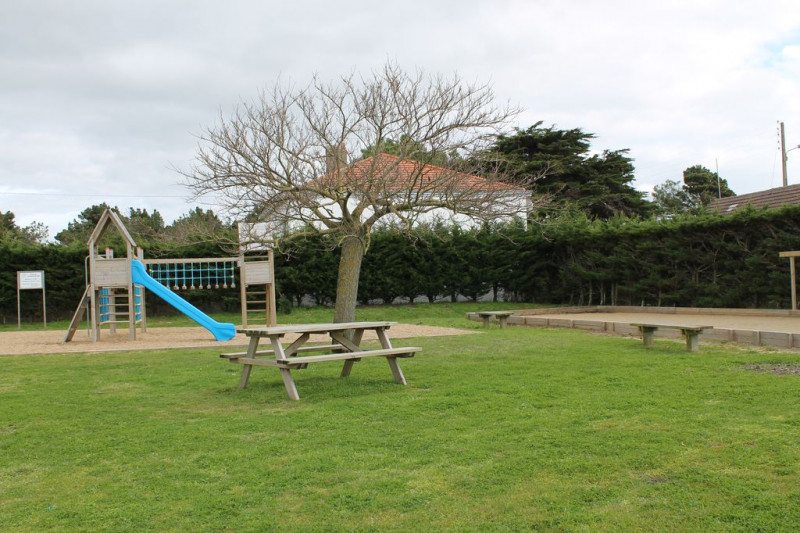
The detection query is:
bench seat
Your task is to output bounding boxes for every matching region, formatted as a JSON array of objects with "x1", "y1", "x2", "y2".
[
  {"x1": 224, "y1": 347, "x2": 419, "y2": 367},
  {"x1": 220, "y1": 343, "x2": 339, "y2": 359},
  {"x1": 631, "y1": 323, "x2": 713, "y2": 352},
  {"x1": 477, "y1": 311, "x2": 514, "y2": 328}
]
